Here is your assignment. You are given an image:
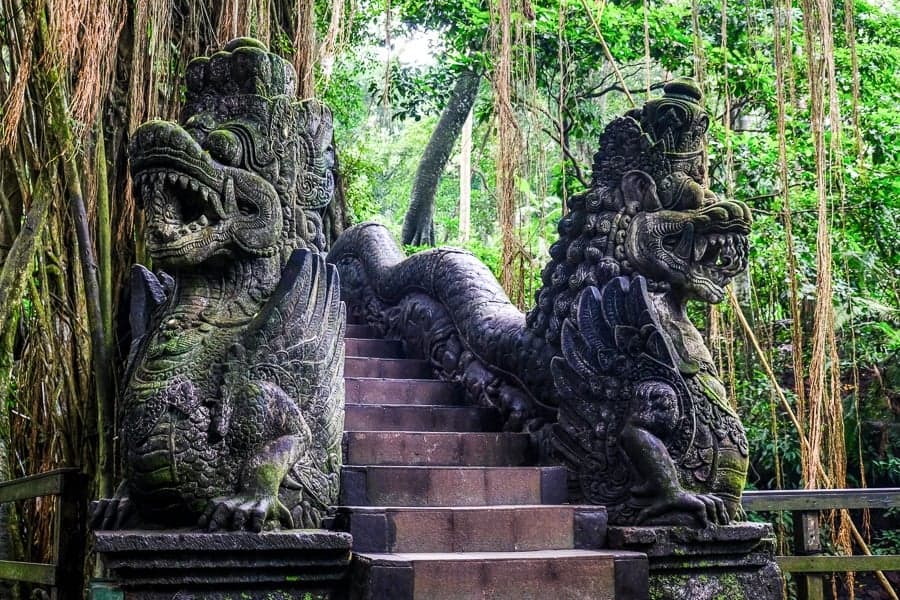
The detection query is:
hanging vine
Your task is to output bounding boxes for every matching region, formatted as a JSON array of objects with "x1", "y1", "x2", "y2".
[{"x1": 490, "y1": 0, "x2": 523, "y2": 305}]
